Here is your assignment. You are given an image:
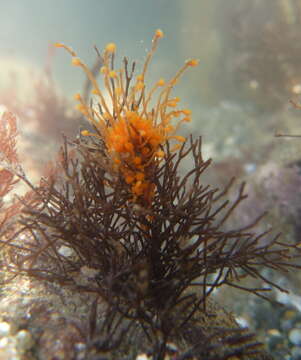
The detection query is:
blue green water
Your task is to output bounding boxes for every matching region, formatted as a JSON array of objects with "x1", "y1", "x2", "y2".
[{"x1": 1, "y1": 0, "x2": 301, "y2": 165}]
